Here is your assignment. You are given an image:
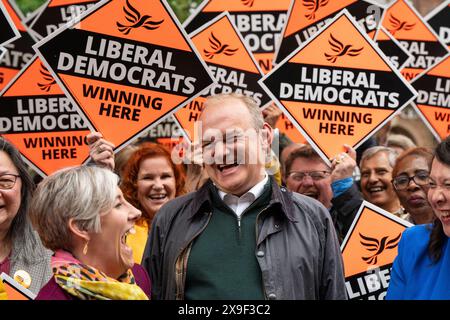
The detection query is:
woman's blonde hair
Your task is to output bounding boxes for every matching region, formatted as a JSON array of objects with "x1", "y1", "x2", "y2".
[{"x1": 29, "y1": 165, "x2": 119, "y2": 252}]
